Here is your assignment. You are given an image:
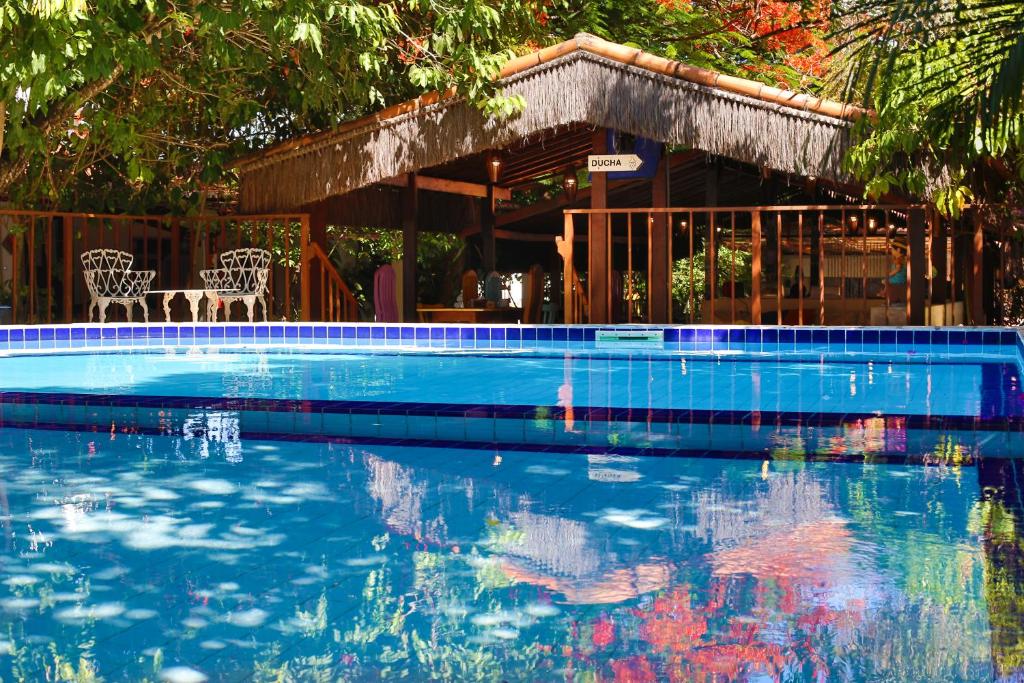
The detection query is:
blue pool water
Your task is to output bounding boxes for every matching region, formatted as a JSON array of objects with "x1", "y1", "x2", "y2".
[
  {"x1": 0, "y1": 339, "x2": 1022, "y2": 680},
  {"x1": 0, "y1": 425, "x2": 1015, "y2": 682},
  {"x1": 0, "y1": 349, "x2": 1020, "y2": 417}
]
